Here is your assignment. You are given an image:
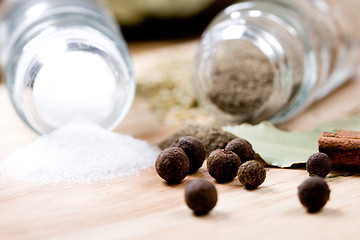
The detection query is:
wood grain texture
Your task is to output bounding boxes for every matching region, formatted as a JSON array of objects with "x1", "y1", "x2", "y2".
[
  {"x1": 1, "y1": 40, "x2": 360, "y2": 240},
  {"x1": 1, "y1": 165, "x2": 360, "y2": 240}
]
